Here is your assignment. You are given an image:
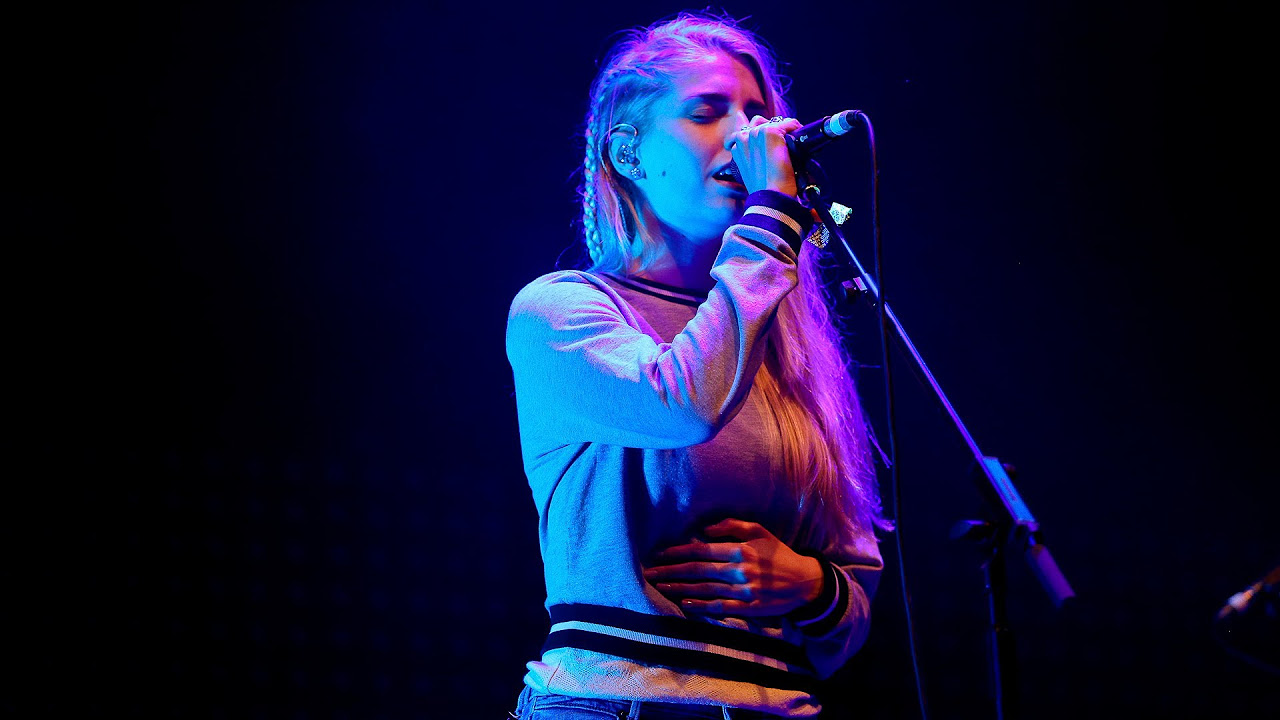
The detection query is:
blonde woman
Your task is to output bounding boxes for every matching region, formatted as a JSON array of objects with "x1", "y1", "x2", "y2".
[{"x1": 506, "y1": 12, "x2": 890, "y2": 719}]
